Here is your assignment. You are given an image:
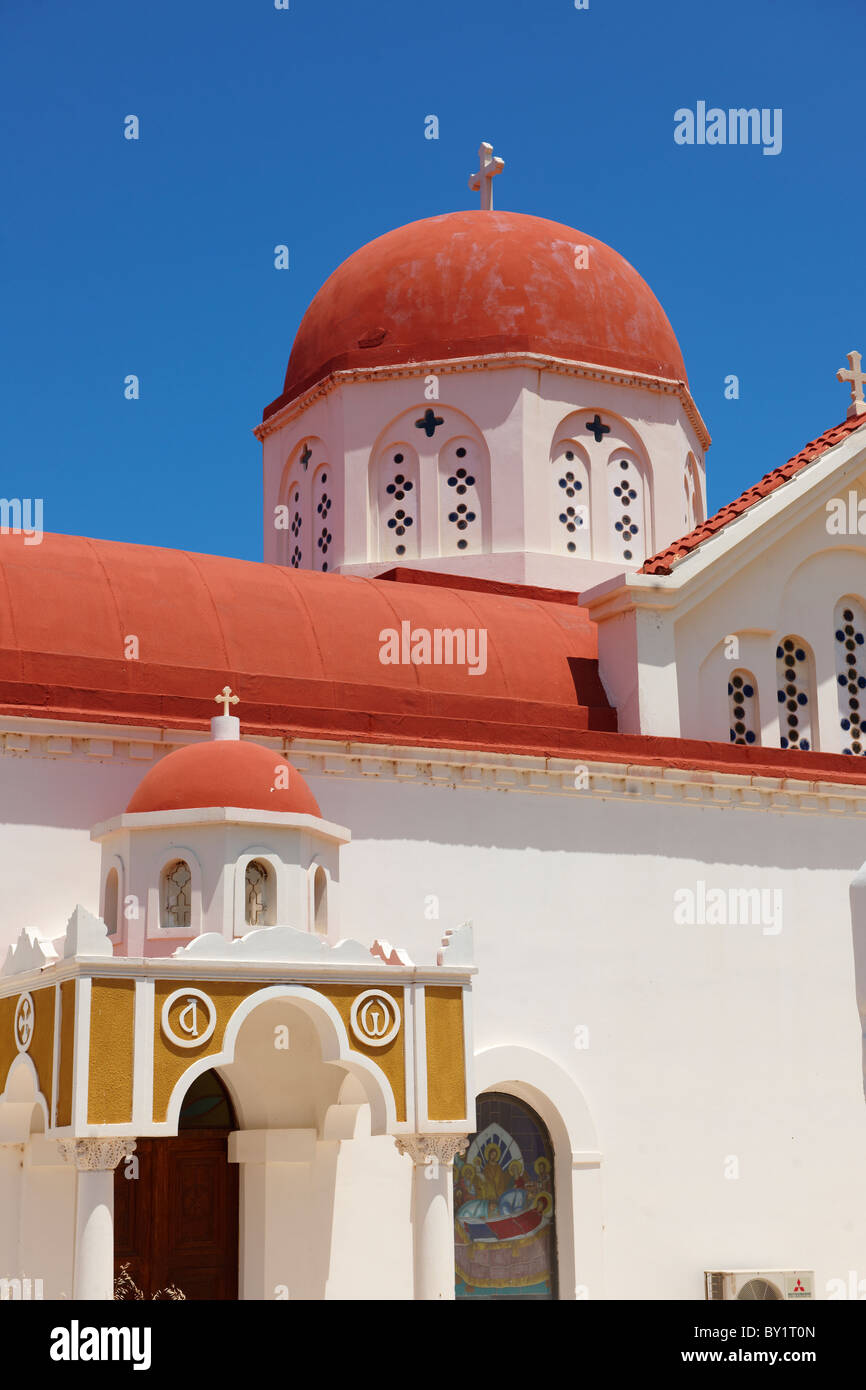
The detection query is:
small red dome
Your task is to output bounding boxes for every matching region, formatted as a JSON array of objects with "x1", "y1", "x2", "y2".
[
  {"x1": 126, "y1": 738, "x2": 321, "y2": 817},
  {"x1": 266, "y1": 210, "x2": 687, "y2": 415}
]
